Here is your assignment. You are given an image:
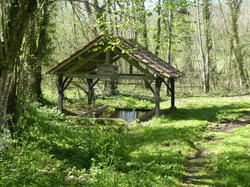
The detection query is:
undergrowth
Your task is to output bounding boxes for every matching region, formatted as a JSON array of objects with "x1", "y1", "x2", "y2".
[{"x1": 0, "y1": 96, "x2": 249, "y2": 186}]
